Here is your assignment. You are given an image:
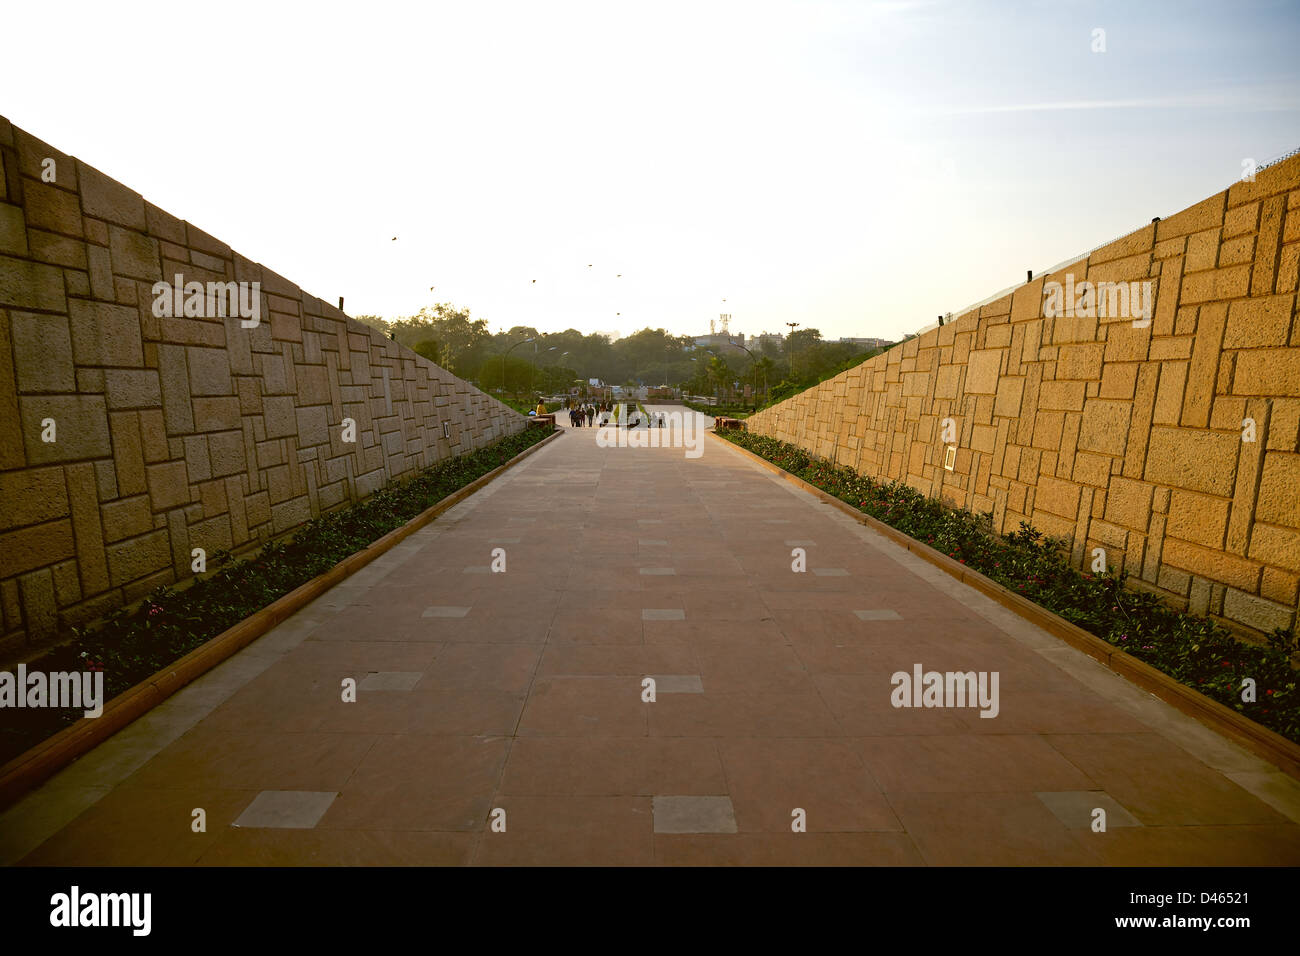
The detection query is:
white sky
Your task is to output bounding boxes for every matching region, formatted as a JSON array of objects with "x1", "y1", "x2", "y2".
[{"x1": 3, "y1": 0, "x2": 1297, "y2": 342}]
